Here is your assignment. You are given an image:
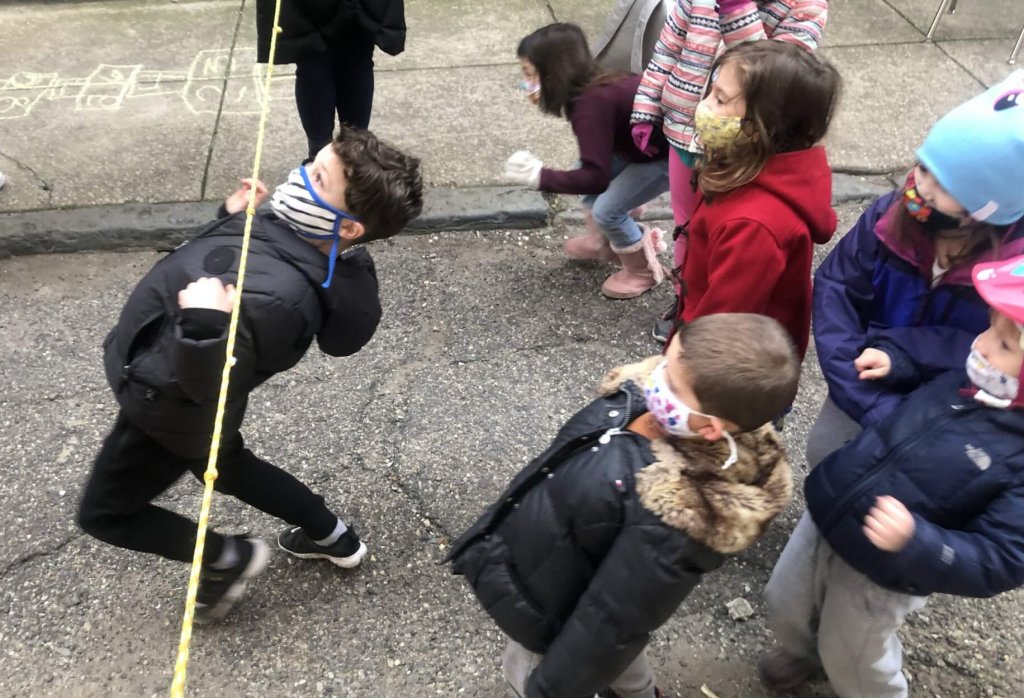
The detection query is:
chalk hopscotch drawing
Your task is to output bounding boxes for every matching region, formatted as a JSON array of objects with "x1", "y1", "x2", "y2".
[{"x1": 0, "y1": 48, "x2": 288, "y2": 120}]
